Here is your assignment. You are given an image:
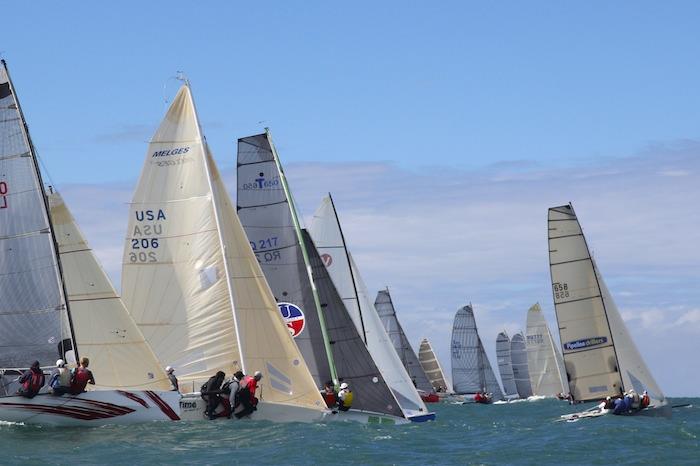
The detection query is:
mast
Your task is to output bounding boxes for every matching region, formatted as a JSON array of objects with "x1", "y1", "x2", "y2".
[
  {"x1": 265, "y1": 128, "x2": 338, "y2": 385},
  {"x1": 328, "y1": 193, "x2": 367, "y2": 343},
  {"x1": 2, "y1": 60, "x2": 79, "y2": 363}
]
